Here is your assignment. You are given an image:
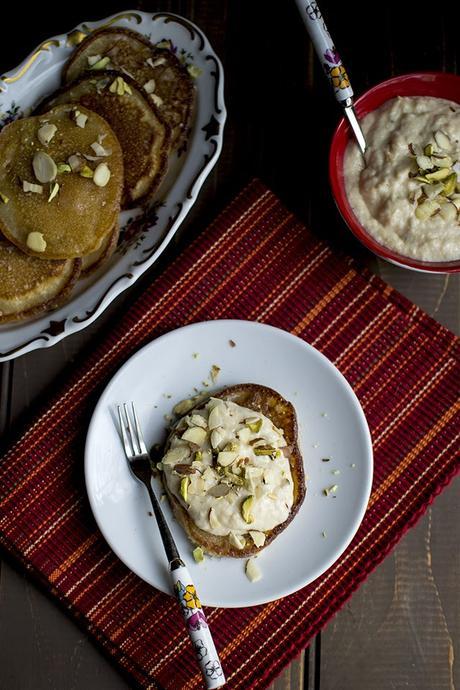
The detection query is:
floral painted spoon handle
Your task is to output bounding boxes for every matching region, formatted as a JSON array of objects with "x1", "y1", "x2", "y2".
[
  {"x1": 170, "y1": 559, "x2": 225, "y2": 688},
  {"x1": 294, "y1": 0, "x2": 366, "y2": 153}
]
